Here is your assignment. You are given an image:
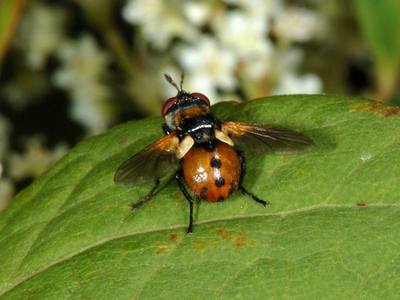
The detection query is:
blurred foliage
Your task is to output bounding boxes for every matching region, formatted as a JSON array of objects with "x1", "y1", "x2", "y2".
[
  {"x1": 354, "y1": 0, "x2": 400, "y2": 67},
  {"x1": 0, "y1": 0, "x2": 25, "y2": 62},
  {"x1": 353, "y1": 0, "x2": 400, "y2": 100},
  {"x1": 0, "y1": 0, "x2": 399, "y2": 209}
]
